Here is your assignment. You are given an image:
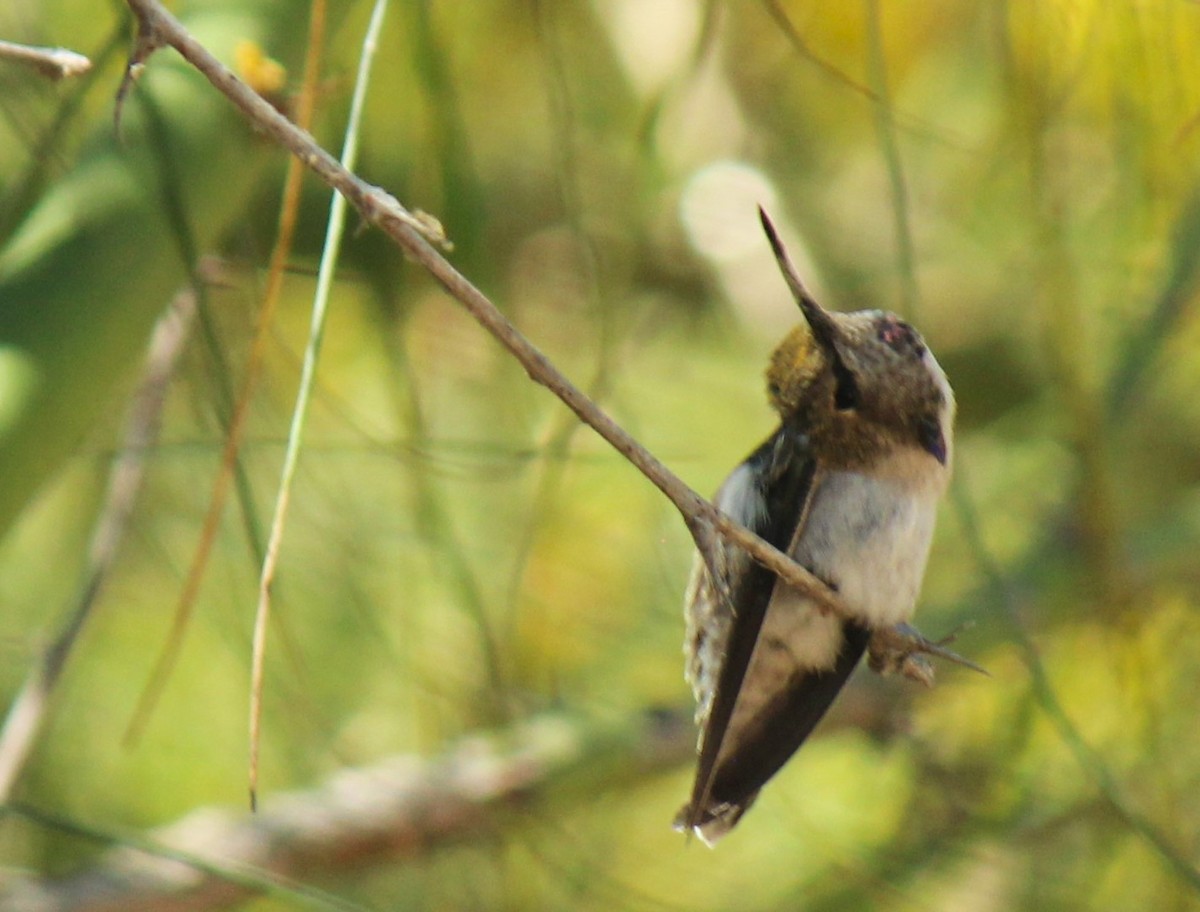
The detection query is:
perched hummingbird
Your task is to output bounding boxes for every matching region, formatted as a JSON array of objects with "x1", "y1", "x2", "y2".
[{"x1": 676, "y1": 208, "x2": 956, "y2": 845}]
